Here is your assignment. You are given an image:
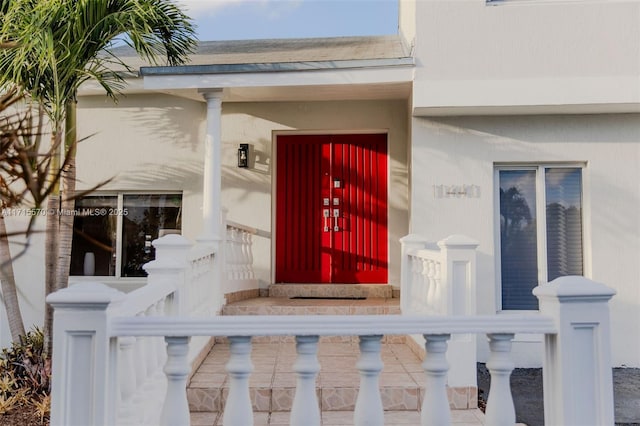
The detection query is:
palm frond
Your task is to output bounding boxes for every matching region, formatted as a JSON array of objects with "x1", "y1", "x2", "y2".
[{"x1": 0, "y1": 0, "x2": 196, "y2": 125}]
